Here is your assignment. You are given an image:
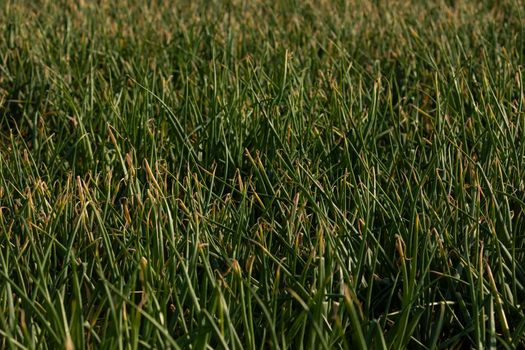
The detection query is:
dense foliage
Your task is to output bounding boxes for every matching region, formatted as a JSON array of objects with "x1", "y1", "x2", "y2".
[{"x1": 1, "y1": 0, "x2": 524, "y2": 348}]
